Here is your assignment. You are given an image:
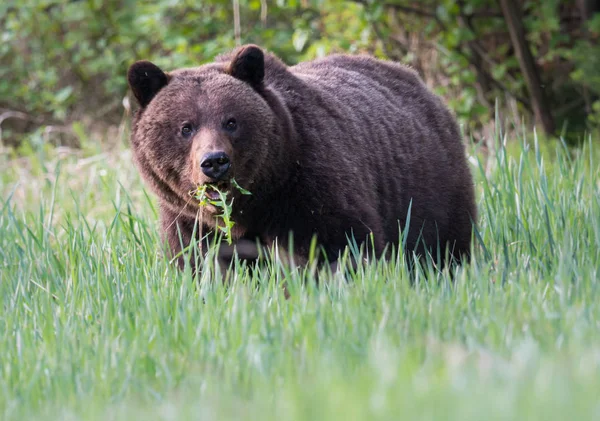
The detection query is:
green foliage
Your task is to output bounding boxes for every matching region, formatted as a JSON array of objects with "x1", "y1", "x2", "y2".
[
  {"x1": 0, "y1": 0, "x2": 369, "y2": 142},
  {"x1": 1, "y1": 123, "x2": 600, "y2": 420},
  {"x1": 195, "y1": 179, "x2": 252, "y2": 245}
]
